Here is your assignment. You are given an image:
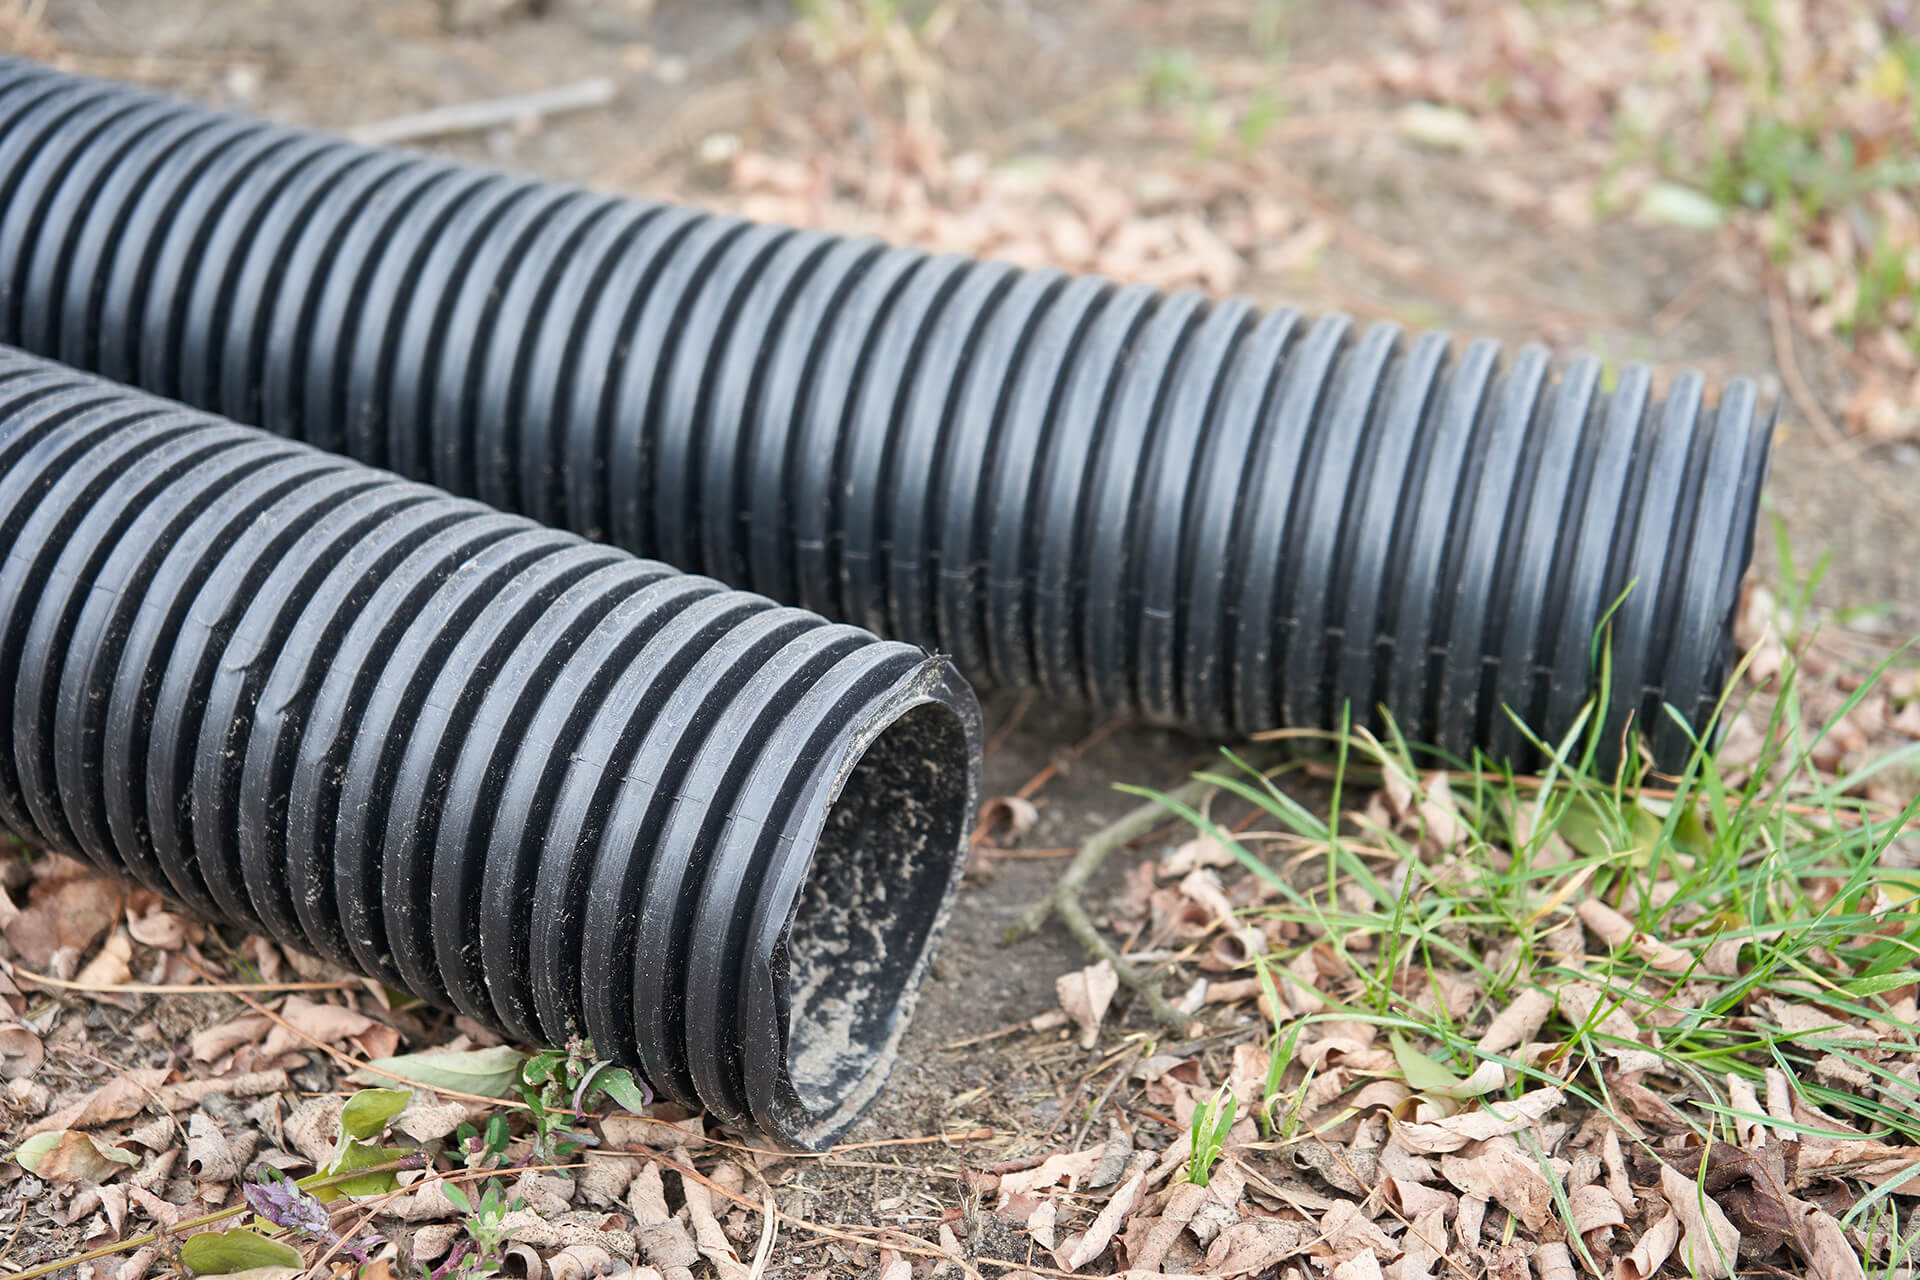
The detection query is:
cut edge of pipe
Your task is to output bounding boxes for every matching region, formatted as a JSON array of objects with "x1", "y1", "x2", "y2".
[{"x1": 745, "y1": 655, "x2": 981, "y2": 1150}]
